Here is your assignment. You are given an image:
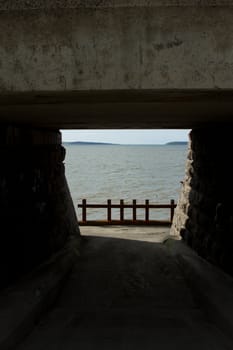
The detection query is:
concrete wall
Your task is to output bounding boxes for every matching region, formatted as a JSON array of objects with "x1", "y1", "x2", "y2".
[
  {"x1": 171, "y1": 127, "x2": 233, "y2": 275},
  {"x1": 0, "y1": 126, "x2": 80, "y2": 288},
  {"x1": 0, "y1": 2, "x2": 233, "y2": 92}
]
